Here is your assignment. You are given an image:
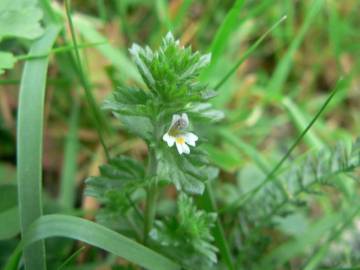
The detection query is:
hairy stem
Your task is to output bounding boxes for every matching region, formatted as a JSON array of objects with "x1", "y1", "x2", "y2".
[{"x1": 143, "y1": 147, "x2": 158, "y2": 244}]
